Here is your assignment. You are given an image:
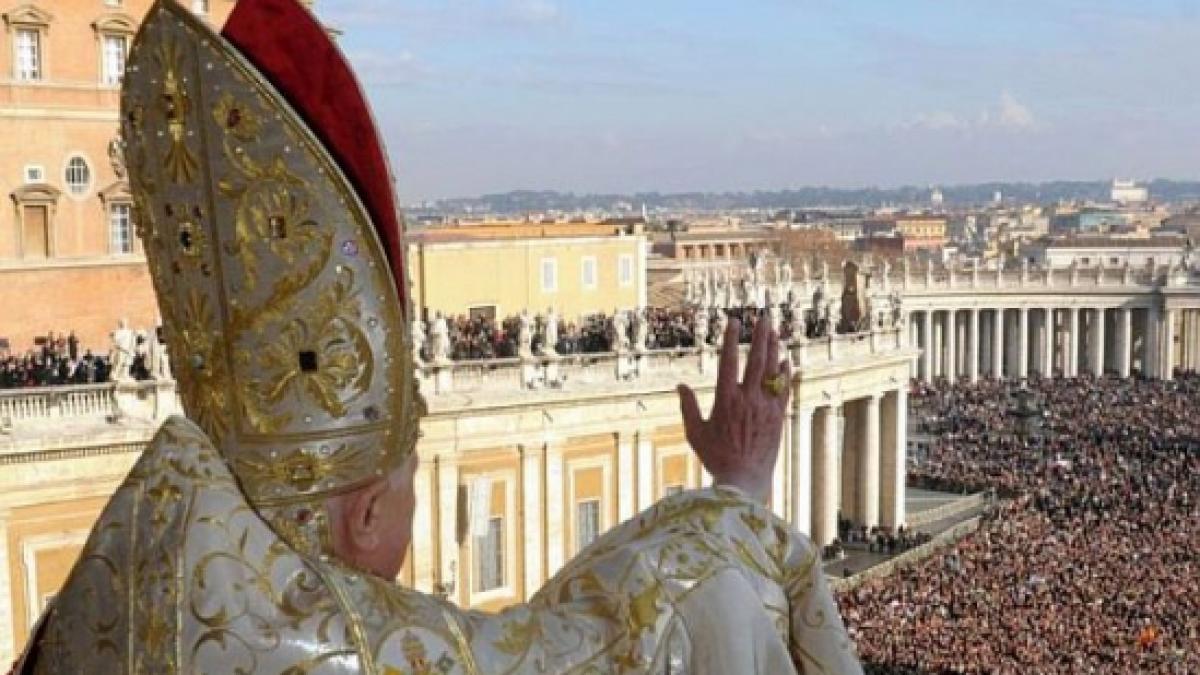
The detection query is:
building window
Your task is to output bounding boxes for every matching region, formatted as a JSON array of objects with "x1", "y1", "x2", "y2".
[
  {"x1": 581, "y1": 256, "x2": 597, "y2": 290},
  {"x1": 14, "y1": 28, "x2": 41, "y2": 81},
  {"x1": 575, "y1": 499, "x2": 600, "y2": 553},
  {"x1": 109, "y1": 203, "x2": 133, "y2": 254},
  {"x1": 64, "y1": 156, "x2": 91, "y2": 196},
  {"x1": 101, "y1": 35, "x2": 128, "y2": 86},
  {"x1": 23, "y1": 165, "x2": 44, "y2": 183},
  {"x1": 191, "y1": 0, "x2": 210, "y2": 14},
  {"x1": 618, "y1": 254, "x2": 634, "y2": 287},
  {"x1": 474, "y1": 516, "x2": 504, "y2": 593},
  {"x1": 540, "y1": 257, "x2": 558, "y2": 293}
]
